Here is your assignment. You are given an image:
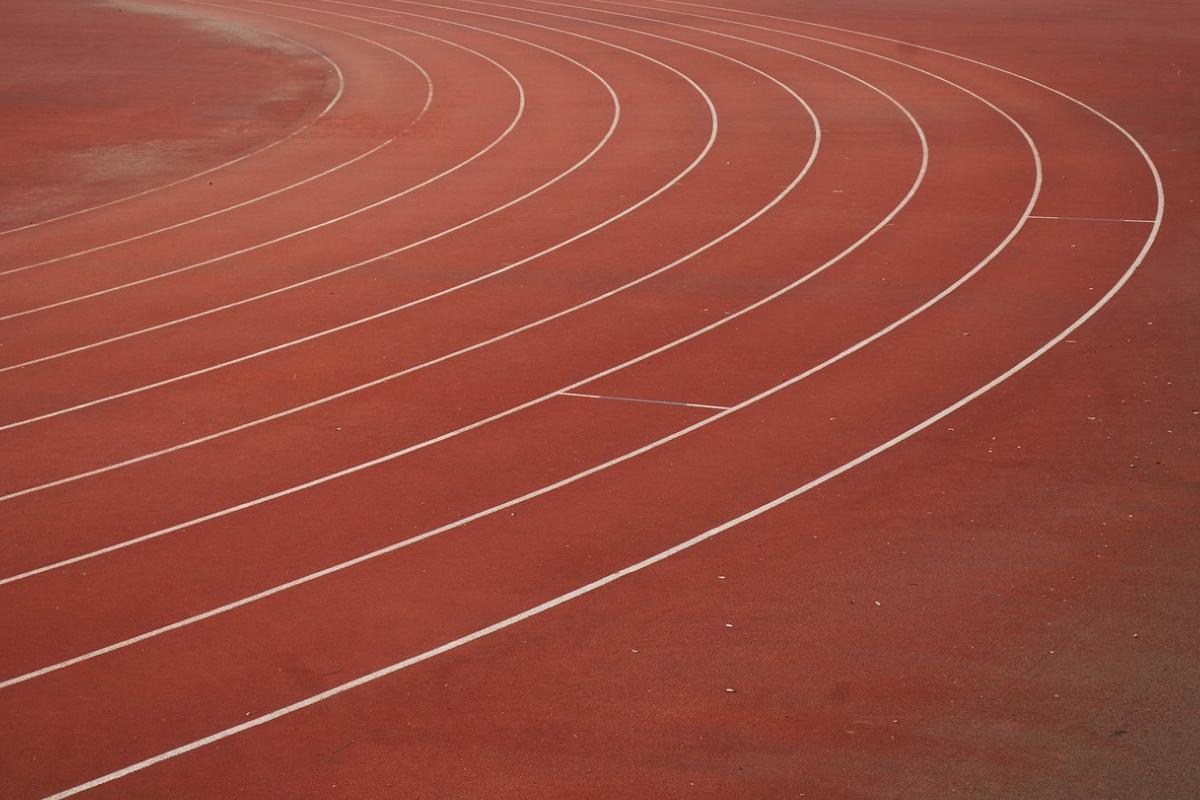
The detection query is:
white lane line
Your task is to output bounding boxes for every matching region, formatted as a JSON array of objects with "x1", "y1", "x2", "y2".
[
  {"x1": 0, "y1": 27, "x2": 346, "y2": 239},
  {"x1": 39, "y1": 17, "x2": 1164, "y2": 796},
  {"x1": 0, "y1": 0, "x2": 636, "y2": 429},
  {"x1": 0, "y1": 5, "x2": 534, "y2": 324},
  {"x1": 1030, "y1": 215, "x2": 1155, "y2": 223},
  {"x1": 0, "y1": 8, "x2": 437, "y2": 279},
  {"x1": 0, "y1": 0, "x2": 823, "y2": 577},
  {"x1": 559, "y1": 391, "x2": 729, "y2": 410}
]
